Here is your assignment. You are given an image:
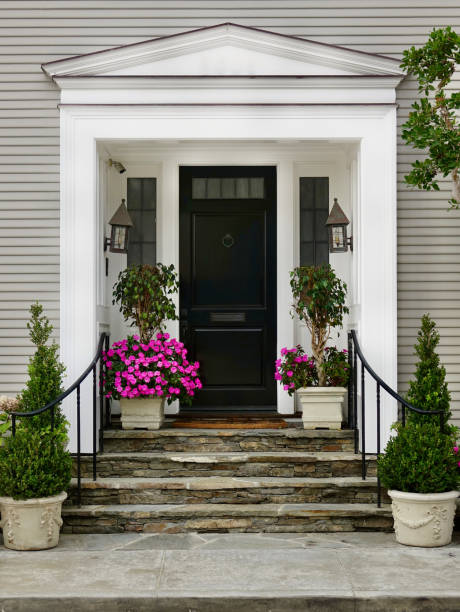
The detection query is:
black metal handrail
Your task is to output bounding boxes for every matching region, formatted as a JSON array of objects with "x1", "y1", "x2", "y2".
[
  {"x1": 10, "y1": 332, "x2": 110, "y2": 506},
  {"x1": 347, "y1": 329, "x2": 446, "y2": 507}
]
